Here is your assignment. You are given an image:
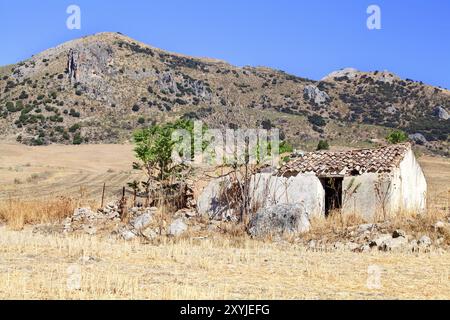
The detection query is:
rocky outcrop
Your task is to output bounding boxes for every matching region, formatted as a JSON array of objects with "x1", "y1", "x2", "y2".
[
  {"x1": 248, "y1": 203, "x2": 310, "y2": 237},
  {"x1": 434, "y1": 106, "x2": 449, "y2": 120},
  {"x1": 67, "y1": 49, "x2": 78, "y2": 83},
  {"x1": 303, "y1": 85, "x2": 330, "y2": 105},
  {"x1": 322, "y1": 67, "x2": 359, "y2": 81},
  {"x1": 409, "y1": 133, "x2": 427, "y2": 145}
]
